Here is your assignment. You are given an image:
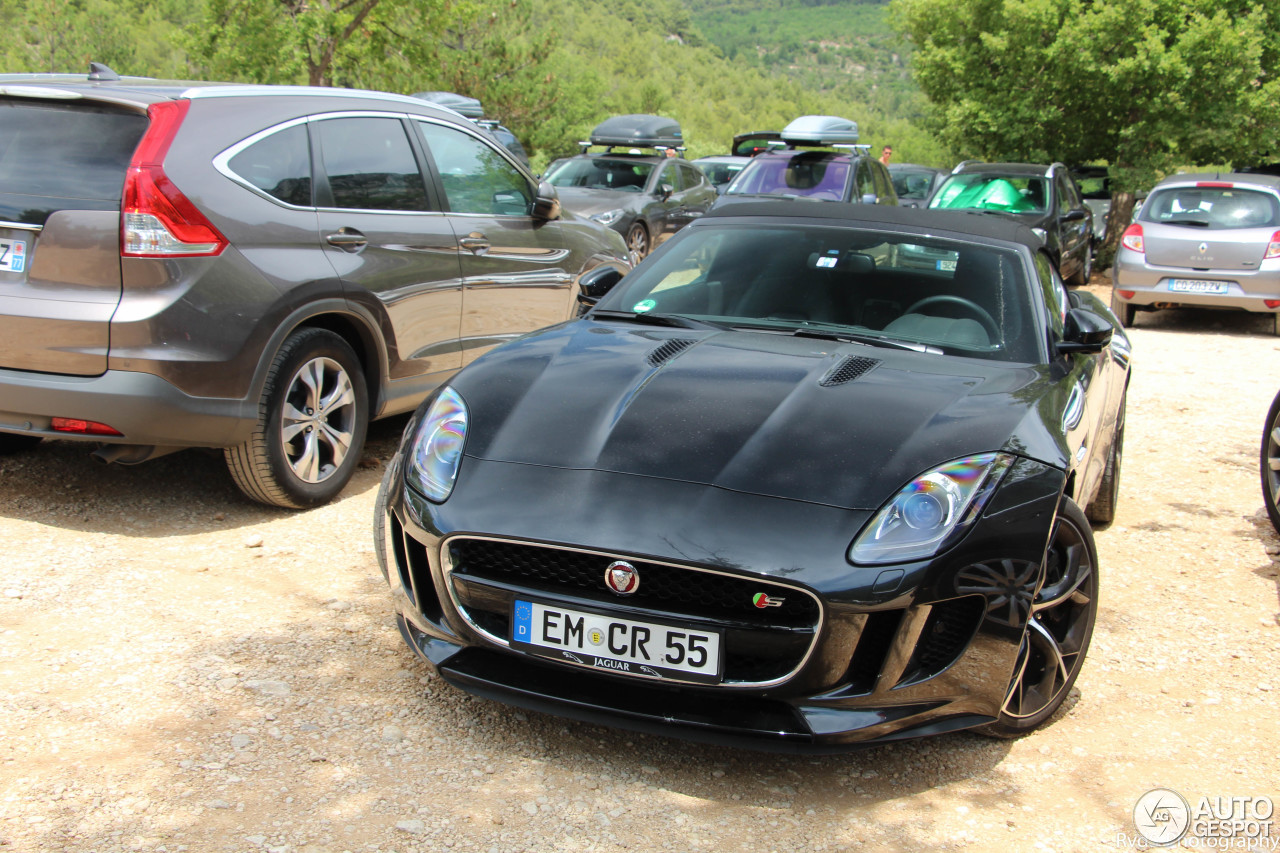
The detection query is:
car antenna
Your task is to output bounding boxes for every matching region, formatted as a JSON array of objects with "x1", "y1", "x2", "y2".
[{"x1": 88, "y1": 62, "x2": 120, "y2": 82}]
